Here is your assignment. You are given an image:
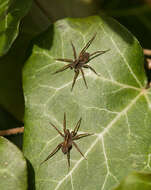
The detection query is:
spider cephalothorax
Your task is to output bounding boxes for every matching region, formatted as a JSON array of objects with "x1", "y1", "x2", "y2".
[
  {"x1": 41, "y1": 113, "x2": 92, "y2": 168},
  {"x1": 54, "y1": 33, "x2": 109, "y2": 91}
]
